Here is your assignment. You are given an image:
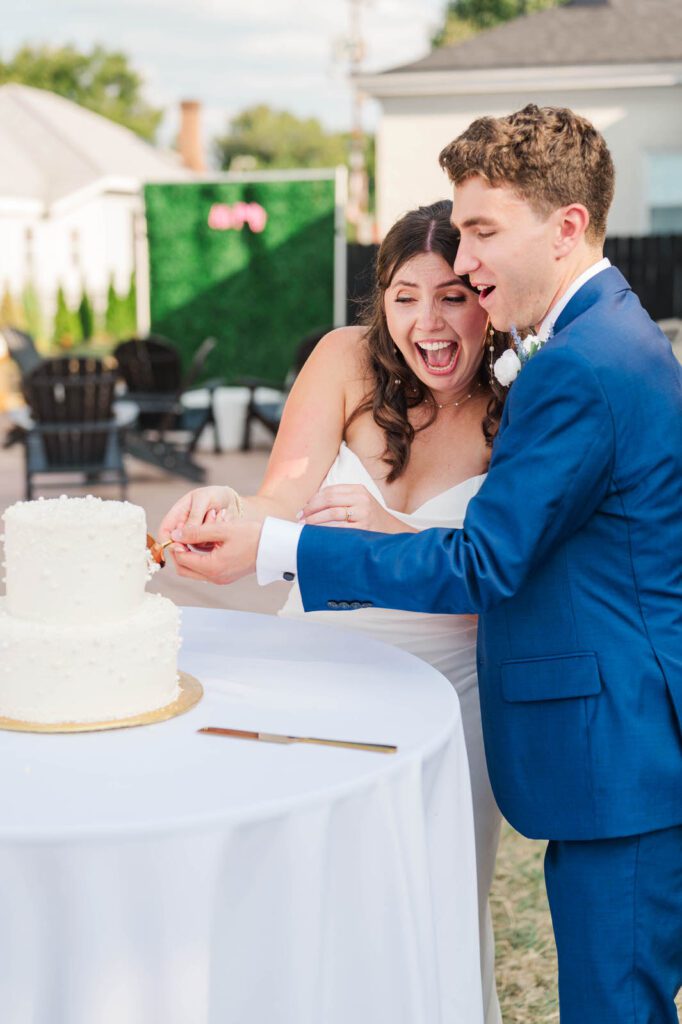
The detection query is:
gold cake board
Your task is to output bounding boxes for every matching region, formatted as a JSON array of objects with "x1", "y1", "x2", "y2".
[{"x1": 0, "y1": 672, "x2": 203, "y2": 734}]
